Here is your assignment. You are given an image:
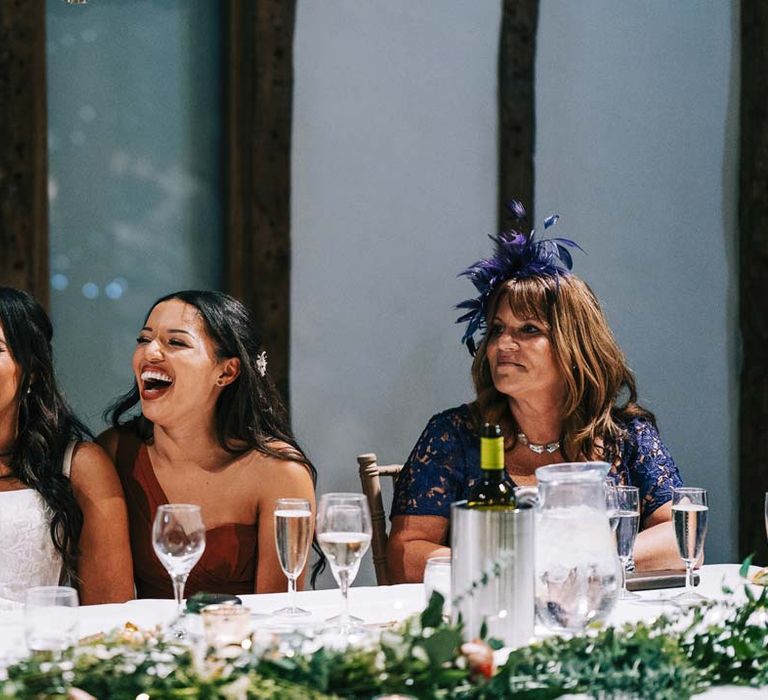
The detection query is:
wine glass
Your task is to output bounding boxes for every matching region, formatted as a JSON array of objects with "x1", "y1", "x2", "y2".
[
  {"x1": 604, "y1": 480, "x2": 619, "y2": 532},
  {"x1": 316, "y1": 493, "x2": 372, "y2": 634},
  {"x1": 615, "y1": 485, "x2": 640, "y2": 600},
  {"x1": 273, "y1": 498, "x2": 313, "y2": 617},
  {"x1": 152, "y1": 504, "x2": 206, "y2": 638},
  {"x1": 325, "y1": 560, "x2": 364, "y2": 625},
  {"x1": 672, "y1": 487, "x2": 708, "y2": 604}
]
